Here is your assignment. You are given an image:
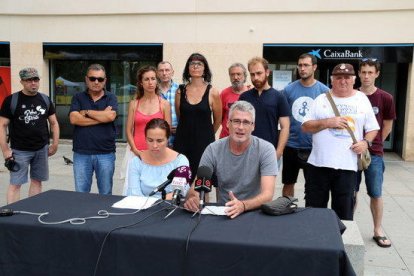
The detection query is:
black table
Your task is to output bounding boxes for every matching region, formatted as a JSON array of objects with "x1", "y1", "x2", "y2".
[{"x1": 0, "y1": 190, "x2": 355, "y2": 276}]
